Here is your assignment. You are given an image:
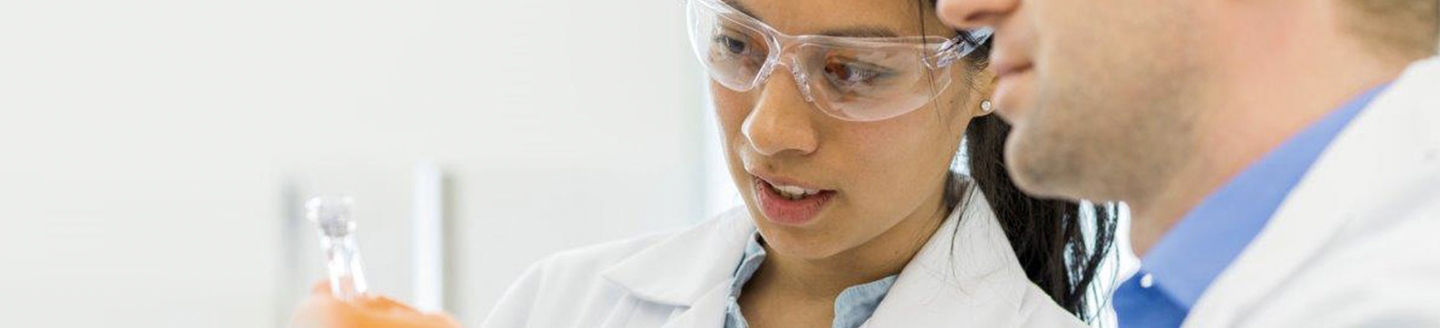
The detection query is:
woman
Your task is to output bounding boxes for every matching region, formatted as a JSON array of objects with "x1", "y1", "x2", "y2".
[{"x1": 294, "y1": 0, "x2": 1116, "y2": 326}]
